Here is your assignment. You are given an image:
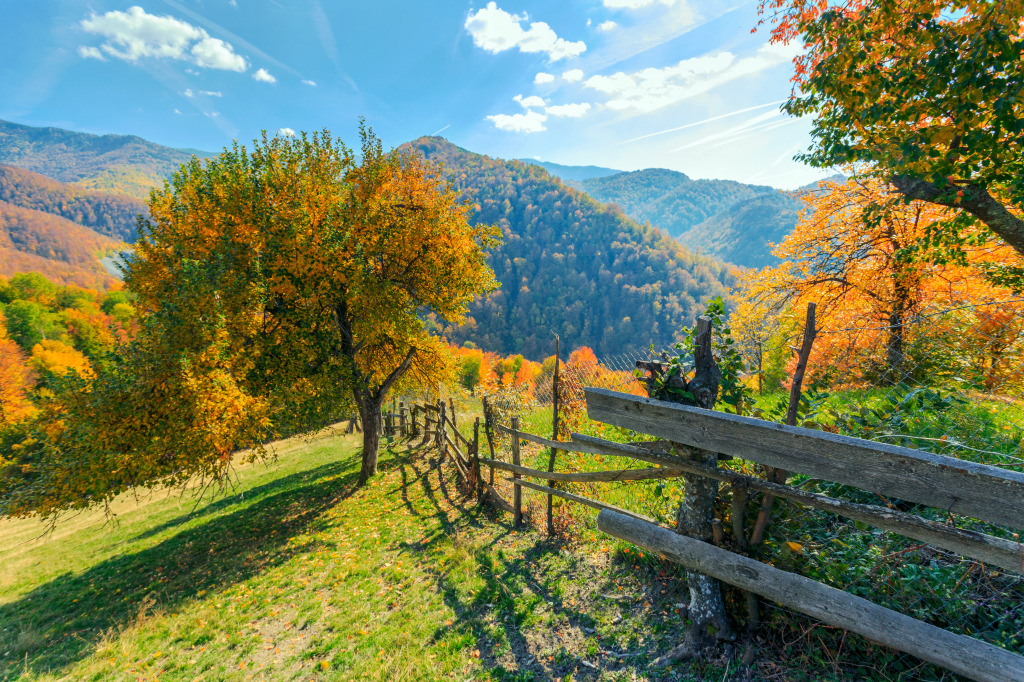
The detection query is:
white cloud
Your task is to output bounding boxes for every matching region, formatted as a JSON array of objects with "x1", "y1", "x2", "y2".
[
  {"x1": 562, "y1": 68, "x2": 584, "y2": 83},
  {"x1": 191, "y1": 37, "x2": 246, "y2": 71},
  {"x1": 598, "y1": 21, "x2": 618, "y2": 31},
  {"x1": 173, "y1": 108, "x2": 182, "y2": 114},
  {"x1": 183, "y1": 88, "x2": 195, "y2": 98},
  {"x1": 253, "y1": 68, "x2": 276, "y2": 83},
  {"x1": 487, "y1": 110, "x2": 548, "y2": 133},
  {"x1": 201, "y1": 90, "x2": 223, "y2": 97},
  {"x1": 514, "y1": 94, "x2": 547, "y2": 109},
  {"x1": 534, "y1": 72, "x2": 555, "y2": 84},
  {"x1": 278, "y1": 127, "x2": 296, "y2": 137},
  {"x1": 301, "y1": 79, "x2": 317, "y2": 86},
  {"x1": 78, "y1": 46, "x2": 105, "y2": 60},
  {"x1": 80, "y1": 6, "x2": 247, "y2": 72},
  {"x1": 584, "y1": 41, "x2": 801, "y2": 112},
  {"x1": 603, "y1": 0, "x2": 676, "y2": 8},
  {"x1": 546, "y1": 102, "x2": 592, "y2": 118},
  {"x1": 465, "y1": 2, "x2": 586, "y2": 61}
]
